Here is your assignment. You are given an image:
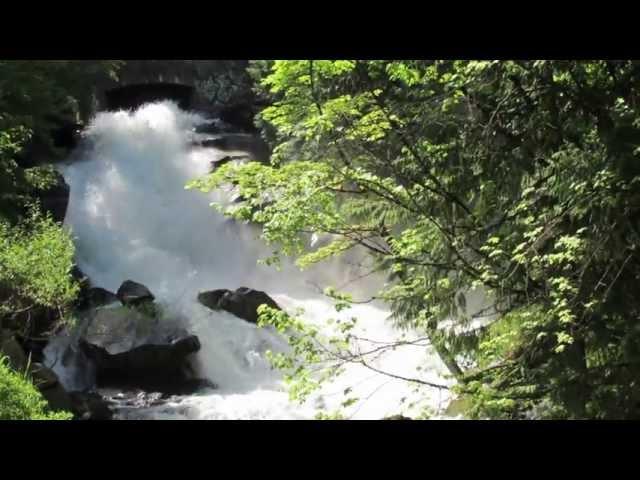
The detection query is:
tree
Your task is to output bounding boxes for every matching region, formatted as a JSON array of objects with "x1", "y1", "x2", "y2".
[
  {"x1": 0, "y1": 60, "x2": 123, "y2": 221},
  {"x1": 190, "y1": 60, "x2": 640, "y2": 419},
  {"x1": 1, "y1": 61, "x2": 122, "y2": 341}
]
